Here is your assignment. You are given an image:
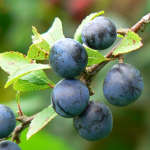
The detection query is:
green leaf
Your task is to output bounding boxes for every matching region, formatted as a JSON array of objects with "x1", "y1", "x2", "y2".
[
  {"x1": 113, "y1": 31, "x2": 143, "y2": 56},
  {"x1": 40, "y1": 17, "x2": 65, "y2": 47},
  {"x1": 84, "y1": 45, "x2": 108, "y2": 66},
  {"x1": 27, "y1": 105, "x2": 57, "y2": 140},
  {"x1": 13, "y1": 70, "x2": 55, "y2": 92},
  {"x1": 0, "y1": 51, "x2": 54, "y2": 92},
  {"x1": 74, "y1": 11, "x2": 104, "y2": 43},
  {"x1": 30, "y1": 18, "x2": 64, "y2": 60},
  {"x1": 0, "y1": 52, "x2": 31, "y2": 74},
  {"x1": 5, "y1": 64, "x2": 50, "y2": 88},
  {"x1": 27, "y1": 40, "x2": 50, "y2": 60}
]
